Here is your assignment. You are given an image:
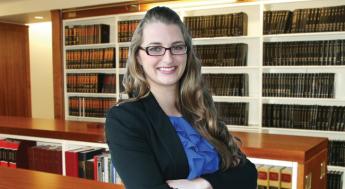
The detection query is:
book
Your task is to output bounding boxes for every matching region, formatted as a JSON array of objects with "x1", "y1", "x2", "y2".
[
  {"x1": 269, "y1": 166, "x2": 284, "y2": 189},
  {"x1": 0, "y1": 139, "x2": 36, "y2": 168},
  {"x1": 65, "y1": 147, "x2": 93, "y2": 177},
  {"x1": 0, "y1": 139, "x2": 9, "y2": 167},
  {"x1": 281, "y1": 167, "x2": 292, "y2": 189},
  {"x1": 78, "y1": 148, "x2": 105, "y2": 178},
  {"x1": 258, "y1": 165, "x2": 272, "y2": 189}
]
